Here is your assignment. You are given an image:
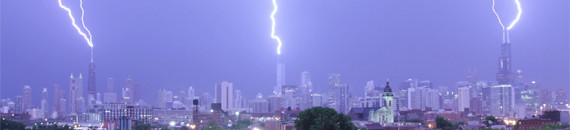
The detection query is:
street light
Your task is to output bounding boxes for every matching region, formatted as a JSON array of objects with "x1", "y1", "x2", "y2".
[
  {"x1": 236, "y1": 111, "x2": 240, "y2": 121},
  {"x1": 190, "y1": 124, "x2": 196, "y2": 129}
]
